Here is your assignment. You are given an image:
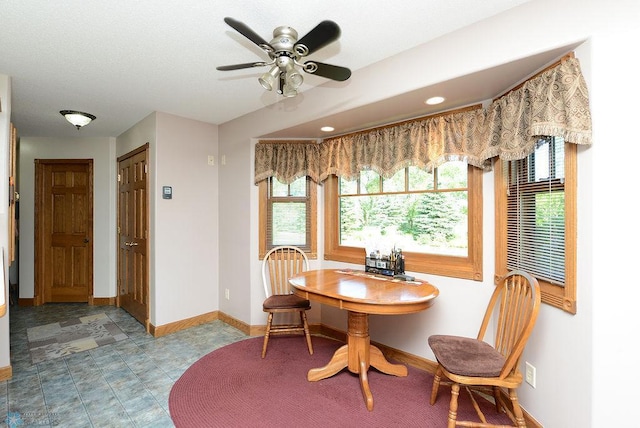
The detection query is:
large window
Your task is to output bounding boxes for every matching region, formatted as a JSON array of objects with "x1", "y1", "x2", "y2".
[
  {"x1": 495, "y1": 137, "x2": 577, "y2": 313},
  {"x1": 325, "y1": 162, "x2": 483, "y2": 280},
  {"x1": 259, "y1": 176, "x2": 317, "y2": 259}
]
